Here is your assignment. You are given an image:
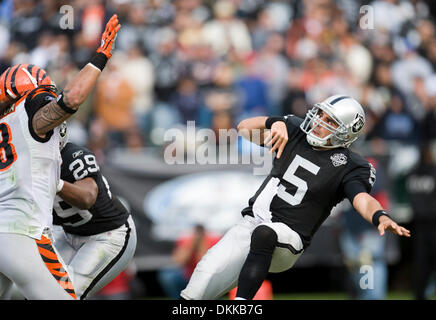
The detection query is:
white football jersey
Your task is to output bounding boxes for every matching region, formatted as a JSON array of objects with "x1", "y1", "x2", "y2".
[{"x1": 0, "y1": 94, "x2": 61, "y2": 240}]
